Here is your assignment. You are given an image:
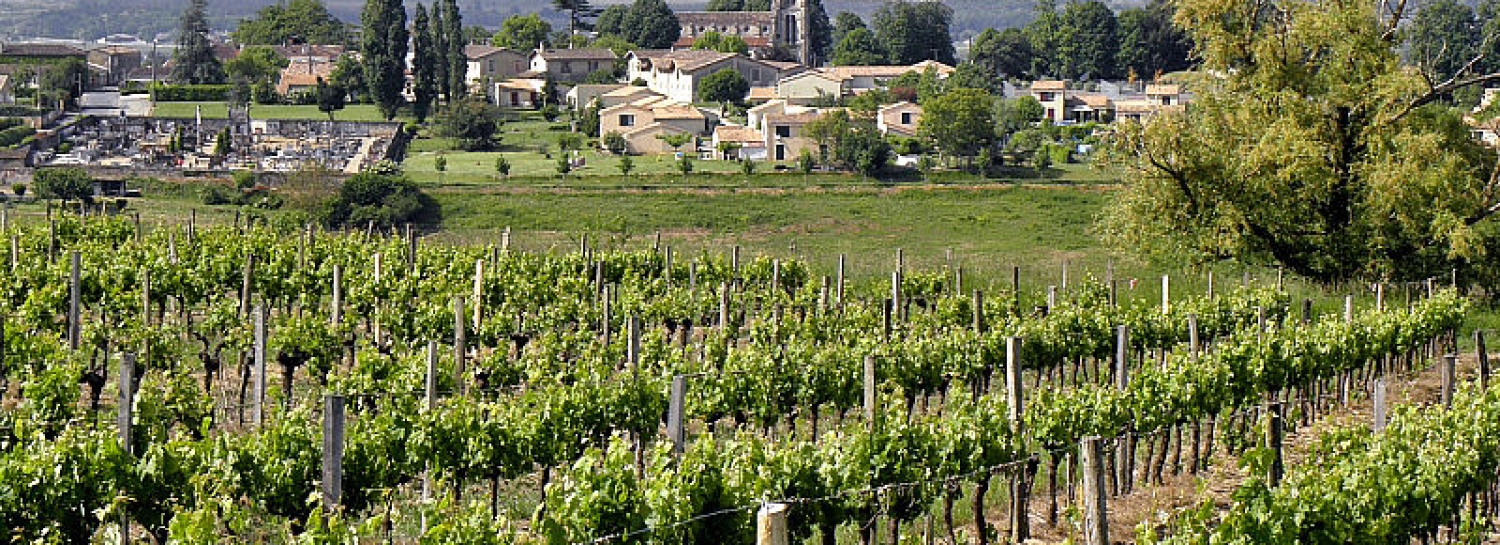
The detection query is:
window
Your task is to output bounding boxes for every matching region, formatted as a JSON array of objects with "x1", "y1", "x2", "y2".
[
  {"x1": 589, "y1": 61, "x2": 599, "y2": 71},
  {"x1": 1039, "y1": 92, "x2": 1055, "y2": 101},
  {"x1": 752, "y1": 69, "x2": 762, "y2": 82},
  {"x1": 900, "y1": 112, "x2": 912, "y2": 125},
  {"x1": 775, "y1": 144, "x2": 785, "y2": 160},
  {"x1": 774, "y1": 125, "x2": 790, "y2": 138},
  {"x1": 561, "y1": 62, "x2": 572, "y2": 74},
  {"x1": 620, "y1": 114, "x2": 636, "y2": 127}
]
